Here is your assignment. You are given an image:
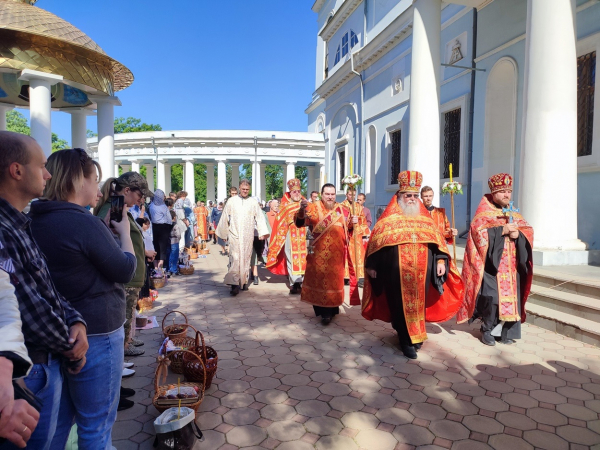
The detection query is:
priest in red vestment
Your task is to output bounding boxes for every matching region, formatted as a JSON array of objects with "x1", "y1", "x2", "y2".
[
  {"x1": 341, "y1": 187, "x2": 368, "y2": 306},
  {"x1": 458, "y1": 173, "x2": 534, "y2": 346},
  {"x1": 420, "y1": 186, "x2": 456, "y2": 244},
  {"x1": 362, "y1": 171, "x2": 464, "y2": 359},
  {"x1": 194, "y1": 201, "x2": 209, "y2": 241},
  {"x1": 295, "y1": 183, "x2": 357, "y2": 325},
  {"x1": 266, "y1": 179, "x2": 308, "y2": 295}
]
